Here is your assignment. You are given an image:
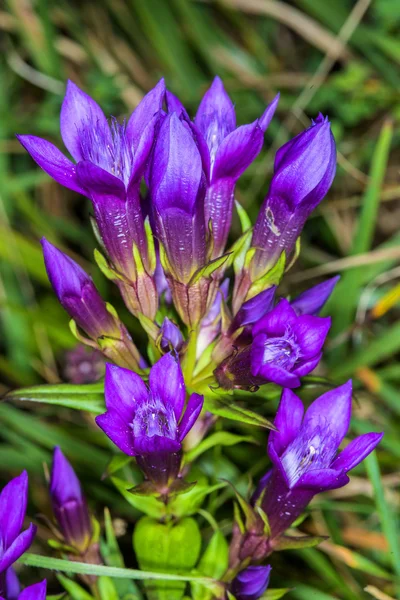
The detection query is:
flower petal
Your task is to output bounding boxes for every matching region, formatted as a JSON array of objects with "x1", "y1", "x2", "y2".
[
  {"x1": 16, "y1": 135, "x2": 85, "y2": 195},
  {"x1": 258, "y1": 93, "x2": 280, "y2": 132},
  {"x1": 253, "y1": 361, "x2": 300, "y2": 388},
  {"x1": 232, "y1": 286, "x2": 276, "y2": 330},
  {"x1": 212, "y1": 122, "x2": 264, "y2": 182},
  {"x1": 178, "y1": 393, "x2": 204, "y2": 442},
  {"x1": 0, "y1": 472, "x2": 28, "y2": 549},
  {"x1": 290, "y1": 276, "x2": 340, "y2": 316},
  {"x1": 104, "y1": 363, "x2": 148, "y2": 419},
  {"x1": 126, "y1": 78, "x2": 165, "y2": 149},
  {"x1": 331, "y1": 432, "x2": 384, "y2": 473},
  {"x1": 294, "y1": 315, "x2": 331, "y2": 358},
  {"x1": 149, "y1": 353, "x2": 186, "y2": 421},
  {"x1": 133, "y1": 435, "x2": 181, "y2": 455},
  {"x1": 6, "y1": 567, "x2": 20, "y2": 600},
  {"x1": 95, "y1": 411, "x2": 135, "y2": 456},
  {"x1": 50, "y1": 447, "x2": 83, "y2": 506},
  {"x1": 303, "y1": 380, "x2": 353, "y2": 446},
  {"x1": 252, "y1": 298, "x2": 297, "y2": 338},
  {"x1": 195, "y1": 76, "x2": 236, "y2": 146},
  {"x1": 19, "y1": 580, "x2": 47, "y2": 600},
  {"x1": 297, "y1": 468, "x2": 349, "y2": 492},
  {"x1": 76, "y1": 160, "x2": 125, "y2": 198},
  {"x1": 292, "y1": 353, "x2": 322, "y2": 377},
  {"x1": 166, "y1": 89, "x2": 189, "y2": 118},
  {"x1": 269, "y1": 389, "x2": 304, "y2": 456},
  {"x1": 0, "y1": 524, "x2": 37, "y2": 573},
  {"x1": 60, "y1": 80, "x2": 110, "y2": 162}
]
